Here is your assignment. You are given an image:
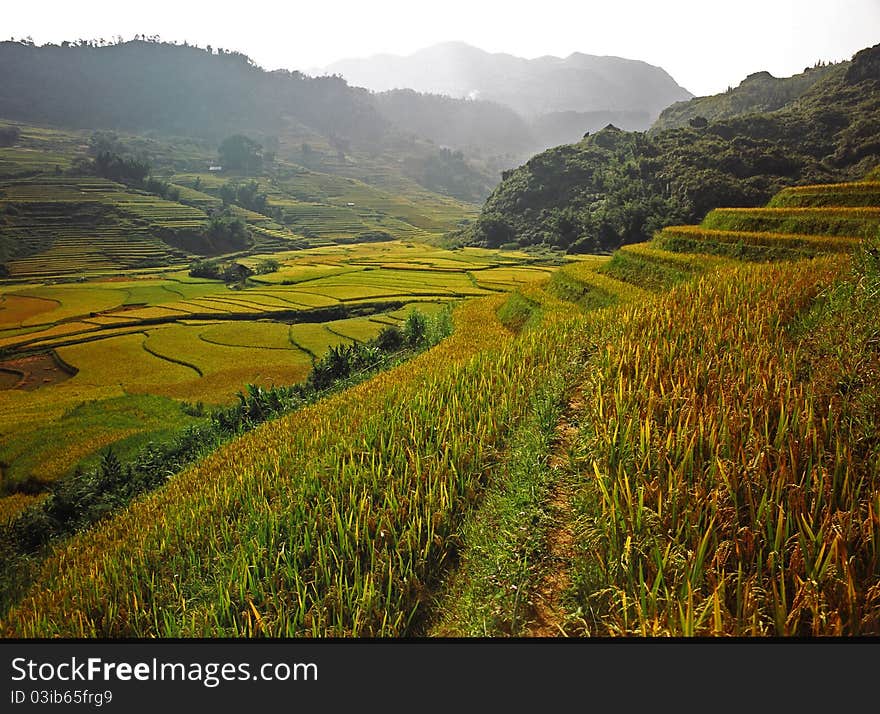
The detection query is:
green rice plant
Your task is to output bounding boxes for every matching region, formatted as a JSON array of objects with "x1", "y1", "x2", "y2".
[
  {"x1": 768, "y1": 182, "x2": 880, "y2": 208},
  {"x1": 655, "y1": 225, "x2": 859, "y2": 260},
  {"x1": 600, "y1": 243, "x2": 734, "y2": 290},
  {"x1": 1, "y1": 295, "x2": 587, "y2": 637},
  {"x1": 701, "y1": 207, "x2": 880, "y2": 238}
]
